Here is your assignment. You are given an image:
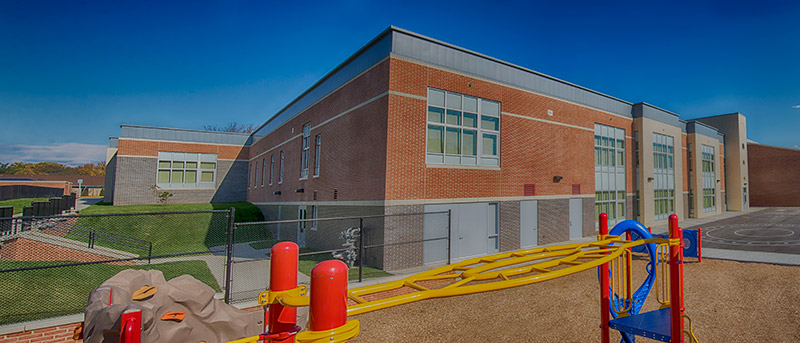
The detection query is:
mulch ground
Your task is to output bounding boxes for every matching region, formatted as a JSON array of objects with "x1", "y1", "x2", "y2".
[{"x1": 350, "y1": 257, "x2": 800, "y2": 342}]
